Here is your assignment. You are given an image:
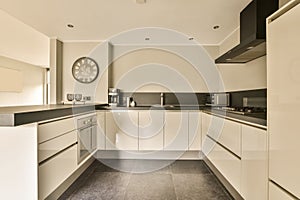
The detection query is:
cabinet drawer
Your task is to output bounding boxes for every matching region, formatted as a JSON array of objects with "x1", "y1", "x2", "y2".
[
  {"x1": 206, "y1": 136, "x2": 241, "y2": 192},
  {"x1": 38, "y1": 117, "x2": 76, "y2": 143},
  {"x1": 269, "y1": 181, "x2": 297, "y2": 200},
  {"x1": 207, "y1": 116, "x2": 241, "y2": 157},
  {"x1": 38, "y1": 145, "x2": 77, "y2": 200},
  {"x1": 38, "y1": 130, "x2": 77, "y2": 163}
]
